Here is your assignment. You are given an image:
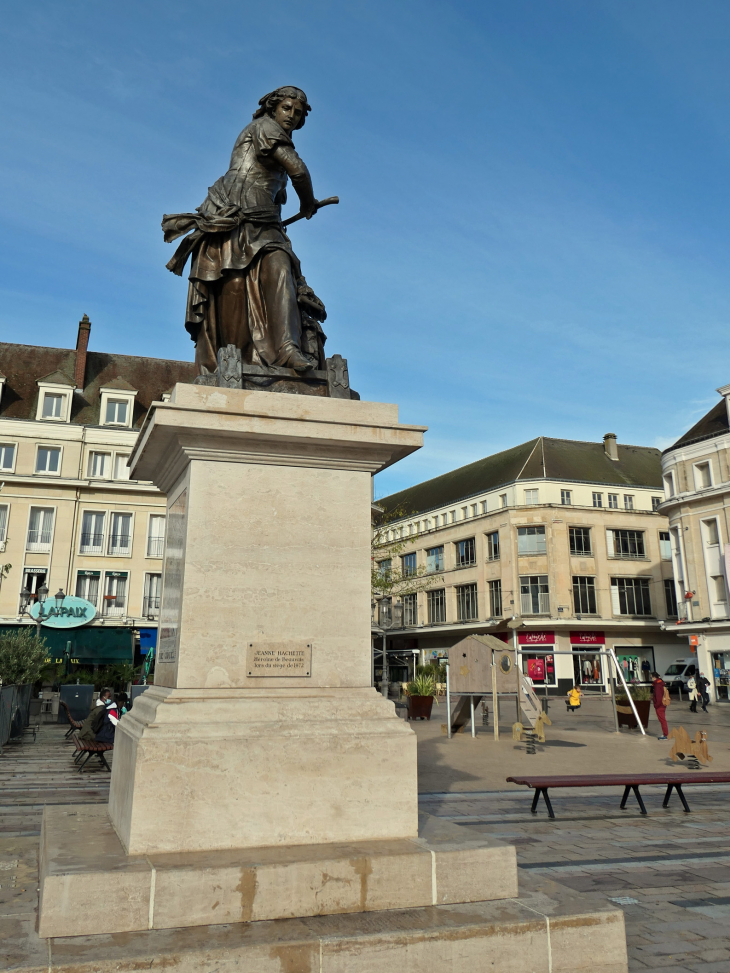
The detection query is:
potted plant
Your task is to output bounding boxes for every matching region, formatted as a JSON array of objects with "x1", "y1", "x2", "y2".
[
  {"x1": 405, "y1": 674, "x2": 438, "y2": 720},
  {"x1": 615, "y1": 685, "x2": 651, "y2": 729}
]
